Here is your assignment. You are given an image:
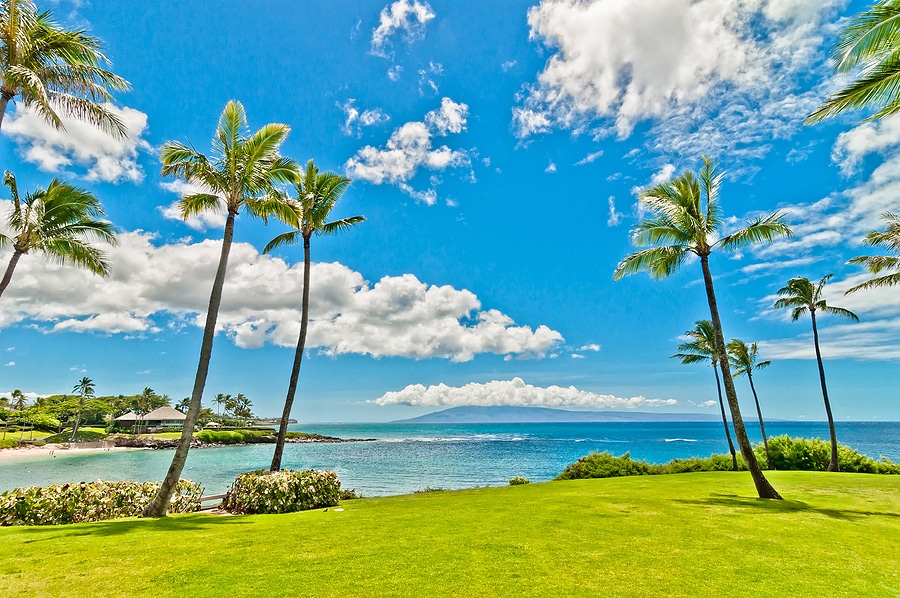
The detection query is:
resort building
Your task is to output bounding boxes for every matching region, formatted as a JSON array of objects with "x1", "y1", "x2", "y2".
[{"x1": 114, "y1": 406, "x2": 187, "y2": 433}]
